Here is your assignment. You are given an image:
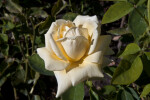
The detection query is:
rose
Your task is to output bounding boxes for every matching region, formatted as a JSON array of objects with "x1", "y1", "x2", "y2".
[{"x1": 37, "y1": 15, "x2": 113, "y2": 97}]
